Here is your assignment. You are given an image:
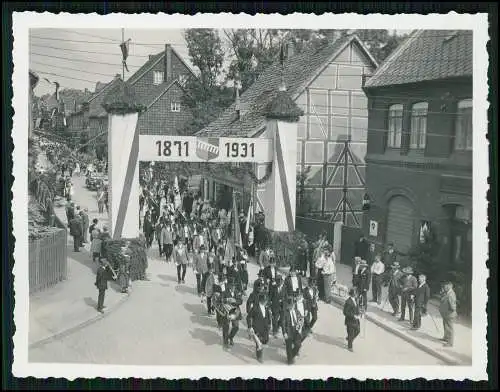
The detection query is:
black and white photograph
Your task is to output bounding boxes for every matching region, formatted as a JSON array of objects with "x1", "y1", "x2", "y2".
[{"x1": 12, "y1": 12, "x2": 489, "y2": 380}]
